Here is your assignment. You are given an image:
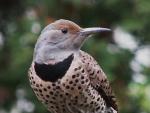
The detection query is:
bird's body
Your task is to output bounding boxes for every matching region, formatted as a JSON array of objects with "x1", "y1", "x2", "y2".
[{"x1": 28, "y1": 19, "x2": 118, "y2": 113}]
